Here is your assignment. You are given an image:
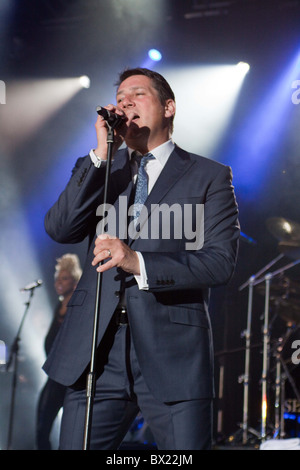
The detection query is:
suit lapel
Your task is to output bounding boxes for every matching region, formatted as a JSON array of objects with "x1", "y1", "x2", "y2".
[
  {"x1": 128, "y1": 146, "x2": 195, "y2": 245},
  {"x1": 109, "y1": 149, "x2": 134, "y2": 242},
  {"x1": 110, "y1": 149, "x2": 132, "y2": 201}
]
